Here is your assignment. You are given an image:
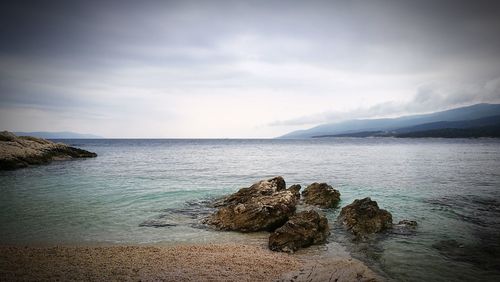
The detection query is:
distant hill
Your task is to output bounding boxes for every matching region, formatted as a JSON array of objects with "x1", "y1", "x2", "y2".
[
  {"x1": 391, "y1": 115, "x2": 500, "y2": 134},
  {"x1": 279, "y1": 103, "x2": 500, "y2": 138},
  {"x1": 14, "y1": 131, "x2": 103, "y2": 139},
  {"x1": 395, "y1": 125, "x2": 500, "y2": 138},
  {"x1": 313, "y1": 115, "x2": 500, "y2": 138}
]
